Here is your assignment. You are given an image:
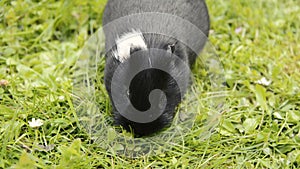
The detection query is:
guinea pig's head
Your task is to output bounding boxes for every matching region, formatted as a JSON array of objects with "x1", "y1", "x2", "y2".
[{"x1": 104, "y1": 30, "x2": 191, "y2": 136}]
